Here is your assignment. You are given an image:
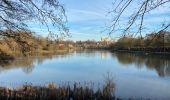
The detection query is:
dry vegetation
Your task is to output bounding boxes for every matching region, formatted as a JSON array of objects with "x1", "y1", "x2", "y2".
[
  {"x1": 0, "y1": 30, "x2": 75, "y2": 60},
  {"x1": 0, "y1": 76, "x2": 116, "y2": 100},
  {"x1": 111, "y1": 31, "x2": 170, "y2": 53}
]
